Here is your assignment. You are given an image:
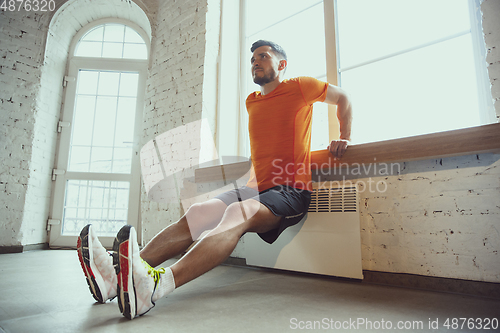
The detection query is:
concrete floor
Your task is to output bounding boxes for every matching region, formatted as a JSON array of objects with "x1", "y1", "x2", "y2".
[{"x1": 0, "y1": 250, "x2": 499, "y2": 333}]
